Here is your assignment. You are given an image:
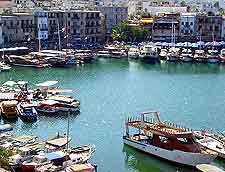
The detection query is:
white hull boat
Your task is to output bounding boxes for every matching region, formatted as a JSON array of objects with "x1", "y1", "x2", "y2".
[{"x1": 124, "y1": 137, "x2": 216, "y2": 167}]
